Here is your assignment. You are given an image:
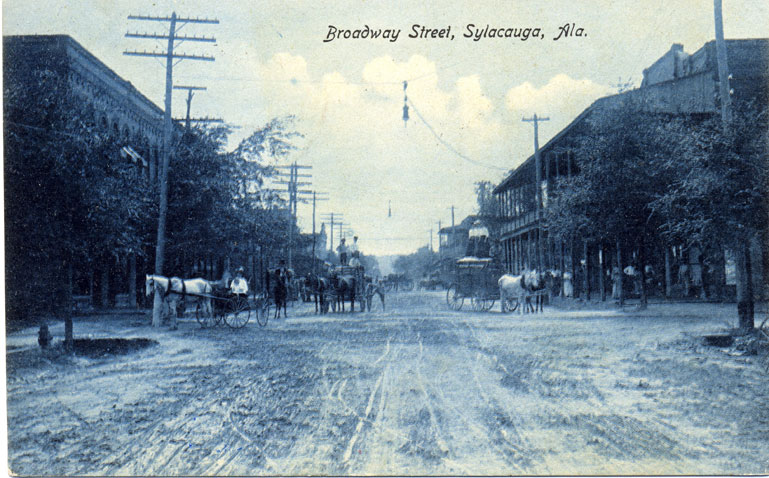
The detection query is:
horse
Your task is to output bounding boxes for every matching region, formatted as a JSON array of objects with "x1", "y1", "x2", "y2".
[
  {"x1": 291, "y1": 276, "x2": 310, "y2": 302},
  {"x1": 271, "y1": 269, "x2": 289, "y2": 319},
  {"x1": 145, "y1": 274, "x2": 213, "y2": 329},
  {"x1": 331, "y1": 272, "x2": 357, "y2": 313},
  {"x1": 304, "y1": 273, "x2": 331, "y2": 314},
  {"x1": 498, "y1": 269, "x2": 545, "y2": 314}
]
